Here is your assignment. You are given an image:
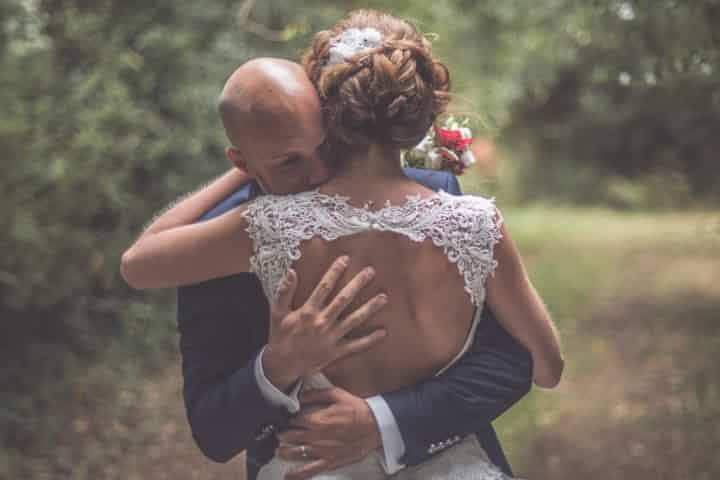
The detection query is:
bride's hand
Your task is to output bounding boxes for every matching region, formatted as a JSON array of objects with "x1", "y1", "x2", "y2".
[{"x1": 262, "y1": 256, "x2": 389, "y2": 391}]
